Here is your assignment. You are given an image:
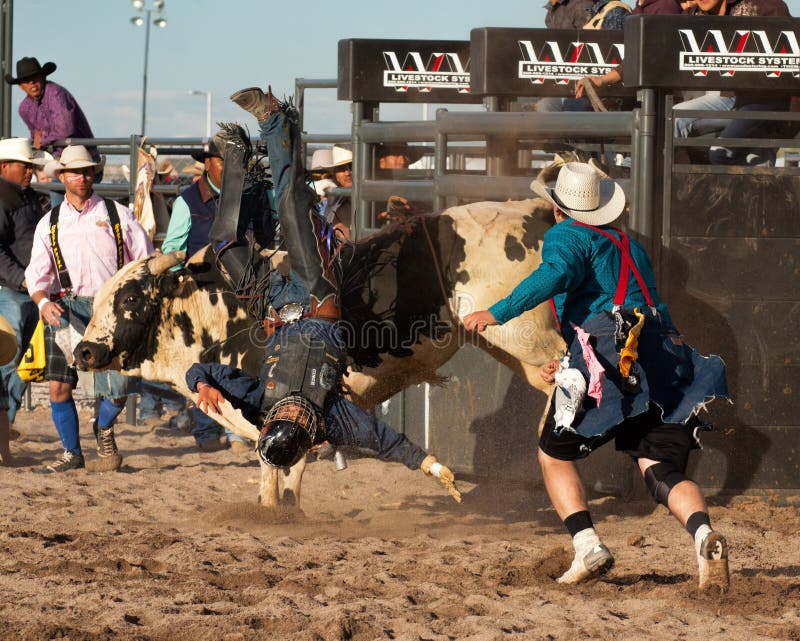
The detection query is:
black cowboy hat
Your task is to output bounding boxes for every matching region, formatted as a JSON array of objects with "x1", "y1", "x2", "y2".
[
  {"x1": 5, "y1": 57, "x2": 57, "y2": 85},
  {"x1": 190, "y1": 139, "x2": 222, "y2": 162},
  {"x1": 376, "y1": 142, "x2": 426, "y2": 165}
]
